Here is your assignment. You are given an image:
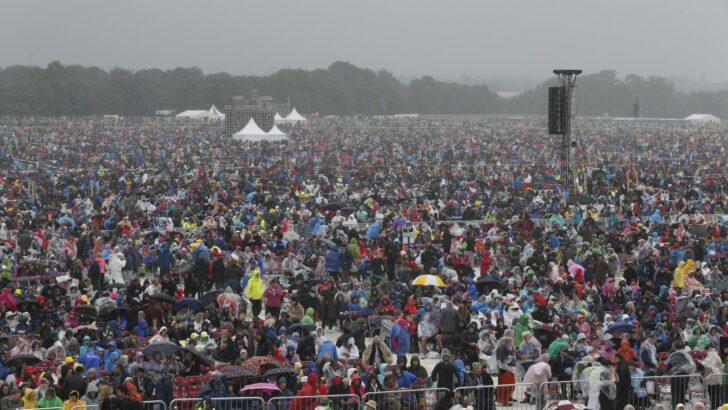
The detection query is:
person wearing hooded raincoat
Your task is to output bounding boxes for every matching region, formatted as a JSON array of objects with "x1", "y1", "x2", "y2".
[
  {"x1": 587, "y1": 360, "x2": 616, "y2": 410},
  {"x1": 37, "y1": 387, "x2": 63, "y2": 409},
  {"x1": 666, "y1": 344, "x2": 695, "y2": 407},
  {"x1": 0, "y1": 288, "x2": 17, "y2": 311},
  {"x1": 62, "y1": 391, "x2": 86, "y2": 410},
  {"x1": 494, "y1": 336, "x2": 516, "y2": 405},
  {"x1": 687, "y1": 326, "x2": 710, "y2": 350},
  {"x1": 291, "y1": 373, "x2": 320, "y2": 410},
  {"x1": 108, "y1": 248, "x2": 126, "y2": 285},
  {"x1": 362, "y1": 335, "x2": 393, "y2": 366},
  {"x1": 245, "y1": 269, "x2": 263, "y2": 318},
  {"x1": 301, "y1": 307, "x2": 315, "y2": 325},
  {"x1": 673, "y1": 261, "x2": 686, "y2": 291},
  {"x1": 513, "y1": 314, "x2": 530, "y2": 348},
  {"x1": 22, "y1": 388, "x2": 37, "y2": 409},
  {"x1": 702, "y1": 348, "x2": 724, "y2": 410},
  {"x1": 389, "y1": 319, "x2": 411, "y2": 358}
]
